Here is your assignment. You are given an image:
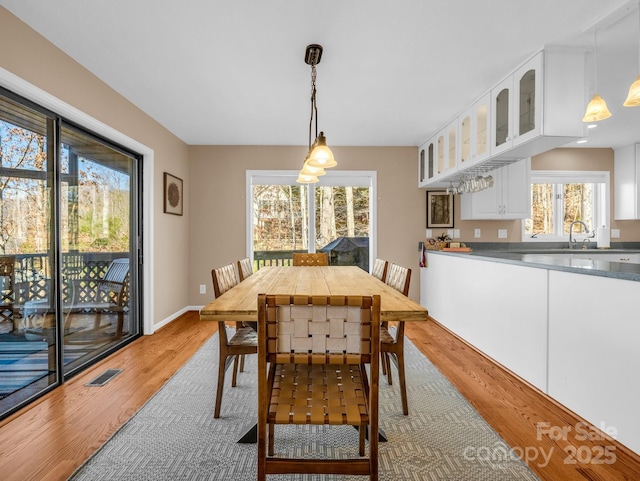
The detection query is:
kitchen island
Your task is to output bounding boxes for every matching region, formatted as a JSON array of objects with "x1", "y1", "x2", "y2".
[{"x1": 421, "y1": 249, "x2": 640, "y2": 455}]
